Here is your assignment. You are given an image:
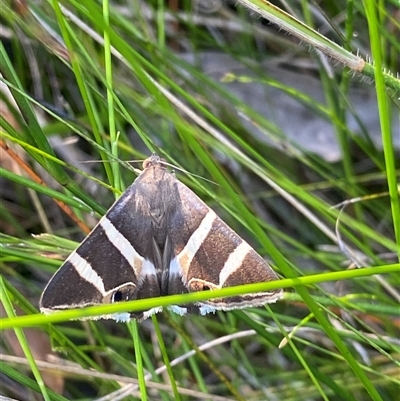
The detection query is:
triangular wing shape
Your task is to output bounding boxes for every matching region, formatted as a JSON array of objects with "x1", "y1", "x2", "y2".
[
  {"x1": 40, "y1": 171, "x2": 164, "y2": 321},
  {"x1": 167, "y1": 179, "x2": 282, "y2": 315}
]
